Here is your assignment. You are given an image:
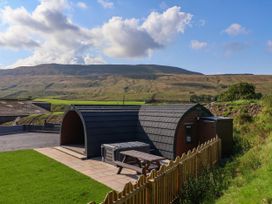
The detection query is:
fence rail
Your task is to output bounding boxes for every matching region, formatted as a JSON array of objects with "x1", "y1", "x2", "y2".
[
  {"x1": 0, "y1": 125, "x2": 24, "y2": 136},
  {"x1": 23, "y1": 124, "x2": 60, "y2": 133},
  {"x1": 90, "y1": 136, "x2": 221, "y2": 204}
]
